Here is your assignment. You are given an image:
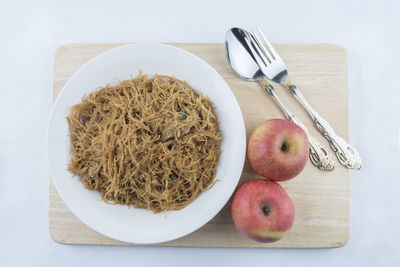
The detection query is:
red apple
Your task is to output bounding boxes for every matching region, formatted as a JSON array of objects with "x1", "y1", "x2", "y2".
[
  {"x1": 231, "y1": 179, "x2": 295, "y2": 243},
  {"x1": 247, "y1": 119, "x2": 309, "y2": 181}
]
